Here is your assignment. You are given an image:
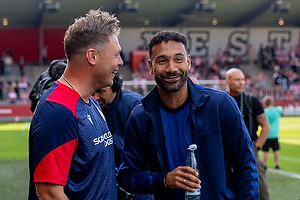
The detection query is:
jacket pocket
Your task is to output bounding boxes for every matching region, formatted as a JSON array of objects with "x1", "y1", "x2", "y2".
[{"x1": 195, "y1": 115, "x2": 205, "y2": 132}]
